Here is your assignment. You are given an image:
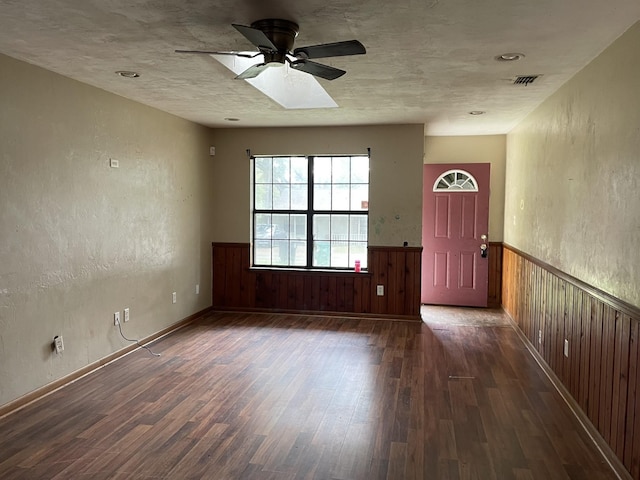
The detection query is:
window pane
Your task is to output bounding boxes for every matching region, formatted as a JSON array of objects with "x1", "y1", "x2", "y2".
[
  {"x1": 332, "y1": 184, "x2": 349, "y2": 210},
  {"x1": 460, "y1": 179, "x2": 474, "y2": 190},
  {"x1": 314, "y1": 184, "x2": 331, "y2": 210},
  {"x1": 313, "y1": 241, "x2": 331, "y2": 267},
  {"x1": 332, "y1": 157, "x2": 350, "y2": 183},
  {"x1": 331, "y1": 215, "x2": 349, "y2": 240},
  {"x1": 350, "y1": 184, "x2": 368, "y2": 211},
  {"x1": 272, "y1": 215, "x2": 289, "y2": 239},
  {"x1": 254, "y1": 214, "x2": 272, "y2": 238},
  {"x1": 273, "y1": 240, "x2": 289, "y2": 266},
  {"x1": 291, "y1": 184, "x2": 307, "y2": 210},
  {"x1": 290, "y1": 240, "x2": 306, "y2": 266},
  {"x1": 351, "y1": 156, "x2": 369, "y2": 183},
  {"x1": 255, "y1": 157, "x2": 273, "y2": 183},
  {"x1": 291, "y1": 157, "x2": 308, "y2": 184},
  {"x1": 254, "y1": 212, "x2": 273, "y2": 265},
  {"x1": 349, "y1": 242, "x2": 367, "y2": 269},
  {"x1": 255, "y1": 184, "x2": 272, "y2": 210},
  {"x1": 331, "y1": 242, "x2": 348, "y2": 268},
  {"x1": 273, "y1": 157, "x2": 290, "y2": 183},
  {"x1": 254, "y1": 240, "x2": 272, "y2": 264},
  {"x1": 273, "y1": 184, "x2": 290, "y2": 210},
  {"x1": 291, "y1": 214, "x2": 306, "y2": 239},
  {"x1": 330, "y1": 215, "x2": 349, "y2": 268},
  {"x1": 314, "y1": 157, "x2": 331, "y2": 183},
  {"x1": 350, "y1": 215, "x2": 368, "y2": 241},
  {"x1": 313, "y1": 215, "x2": 330, "y2": 240}
]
